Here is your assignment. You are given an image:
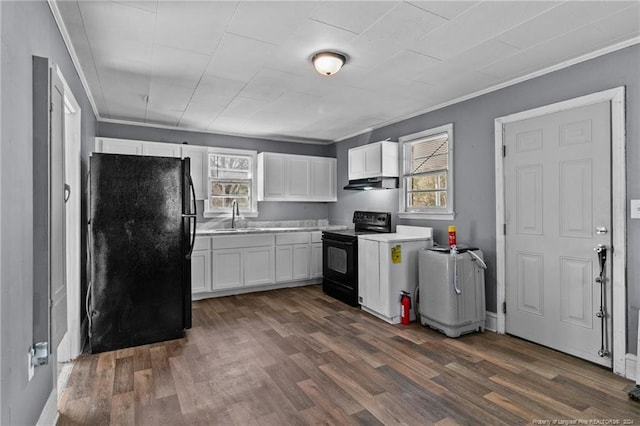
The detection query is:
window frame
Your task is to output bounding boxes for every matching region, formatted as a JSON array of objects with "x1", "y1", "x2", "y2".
[
  {"x1": 398, "y1": 123, "x2": 455, "y2": 220},
  {"x1": 203, "y1": 147, "x2": 258, "y2": 218}
]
